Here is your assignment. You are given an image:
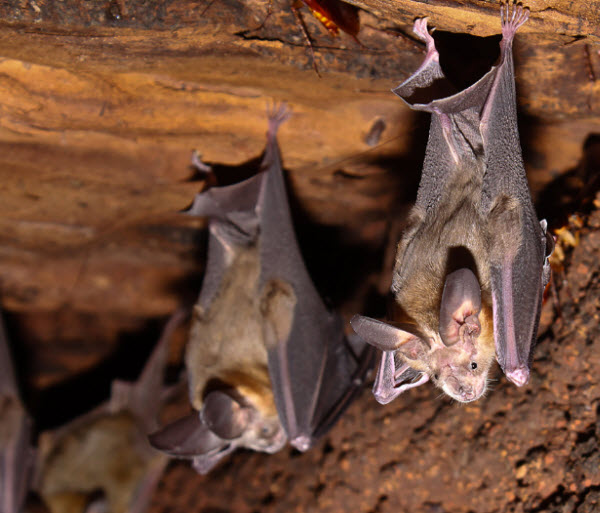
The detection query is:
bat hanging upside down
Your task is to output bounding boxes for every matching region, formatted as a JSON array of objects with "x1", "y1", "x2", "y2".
[
  {"x1": 150, "y1": 104, "x2": 374, "y2": 473},
  {"x1": 351, "y1": 2, "x2": 553, "y2": 403}
]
